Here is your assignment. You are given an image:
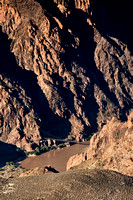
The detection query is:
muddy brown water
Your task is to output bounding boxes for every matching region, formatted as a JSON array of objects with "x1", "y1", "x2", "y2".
[{"x1": 20, "y1": 142, "x2": 89, "y2": 172}]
